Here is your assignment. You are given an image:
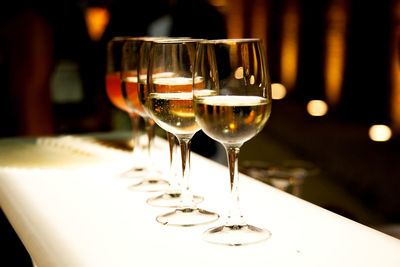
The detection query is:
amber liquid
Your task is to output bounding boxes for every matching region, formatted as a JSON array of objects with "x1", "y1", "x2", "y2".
[
  {"x1": 123, "y1": 76, "x2": 146, "y2": 116},
  {"x1": 148, "y1": 77, "x2": 200, "y2": 136},
  {"x1": 105, "y1": 72, "x2": 131, "y2": 113}
]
